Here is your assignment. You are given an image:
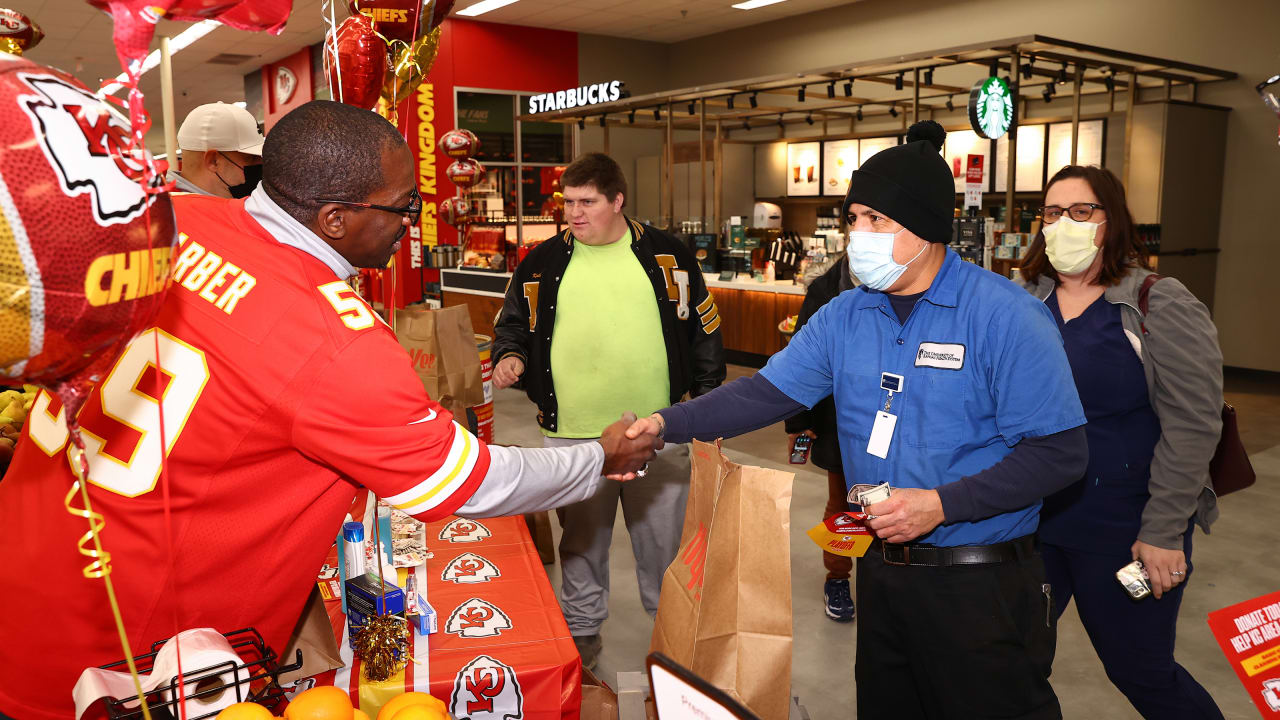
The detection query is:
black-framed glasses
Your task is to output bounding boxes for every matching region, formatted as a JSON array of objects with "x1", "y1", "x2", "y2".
[
  {"x1": 1258, "y1": 74, "x2": 1280, "y2": 115},
  {"x1": 315, "y1": 188, "x2": 422, "y2": 224},
  {"x1": 1039, "y1": 202, "x2": 1104, "y2": 224}
]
